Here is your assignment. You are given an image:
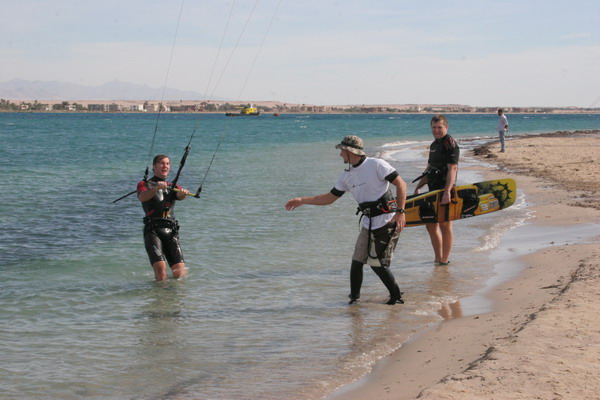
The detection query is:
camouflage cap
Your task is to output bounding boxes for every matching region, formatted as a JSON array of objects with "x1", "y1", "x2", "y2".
[{"x1": 335, "y1": 135, "x2": 365, "y2": 156}]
